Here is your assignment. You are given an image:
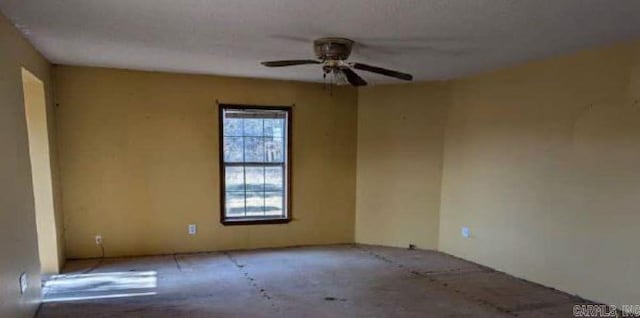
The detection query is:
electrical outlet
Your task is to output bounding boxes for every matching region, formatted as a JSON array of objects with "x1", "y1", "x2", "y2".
[
  {"x1": 95, "y1": 235, "x2": 103, "y2": 245},
  {"x1": 19, "y1": 272, "x2": 28, "y2": 295},
  {"x1": 461, "y1": 227, "x2": 471, "y2": 238},
  {"x1": 188, "y1": 224, "x2": 197, "y2": 235}
]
